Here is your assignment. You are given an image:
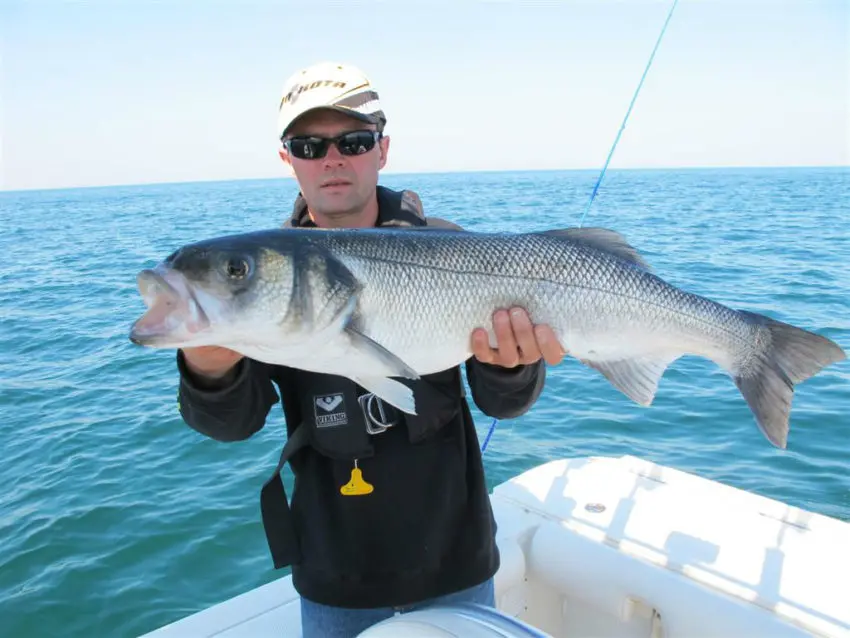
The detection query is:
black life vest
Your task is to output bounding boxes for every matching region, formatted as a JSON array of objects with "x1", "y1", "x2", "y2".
[{"x1": 260, "y1": 186, "x2": 466, "y2": 569}]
